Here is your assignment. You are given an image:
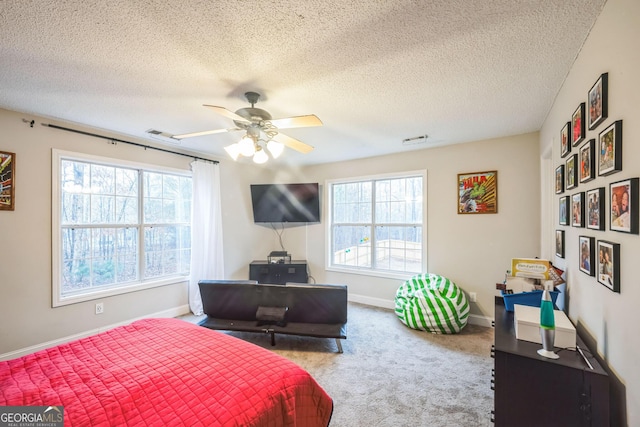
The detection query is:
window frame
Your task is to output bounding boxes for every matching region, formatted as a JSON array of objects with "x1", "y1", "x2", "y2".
[
  {"x1": 52, "y1": 149, "x2": 192, "y2": 307},
  {"x1": 325, "y1": 170, "x2": 427, "y2": 279}
]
